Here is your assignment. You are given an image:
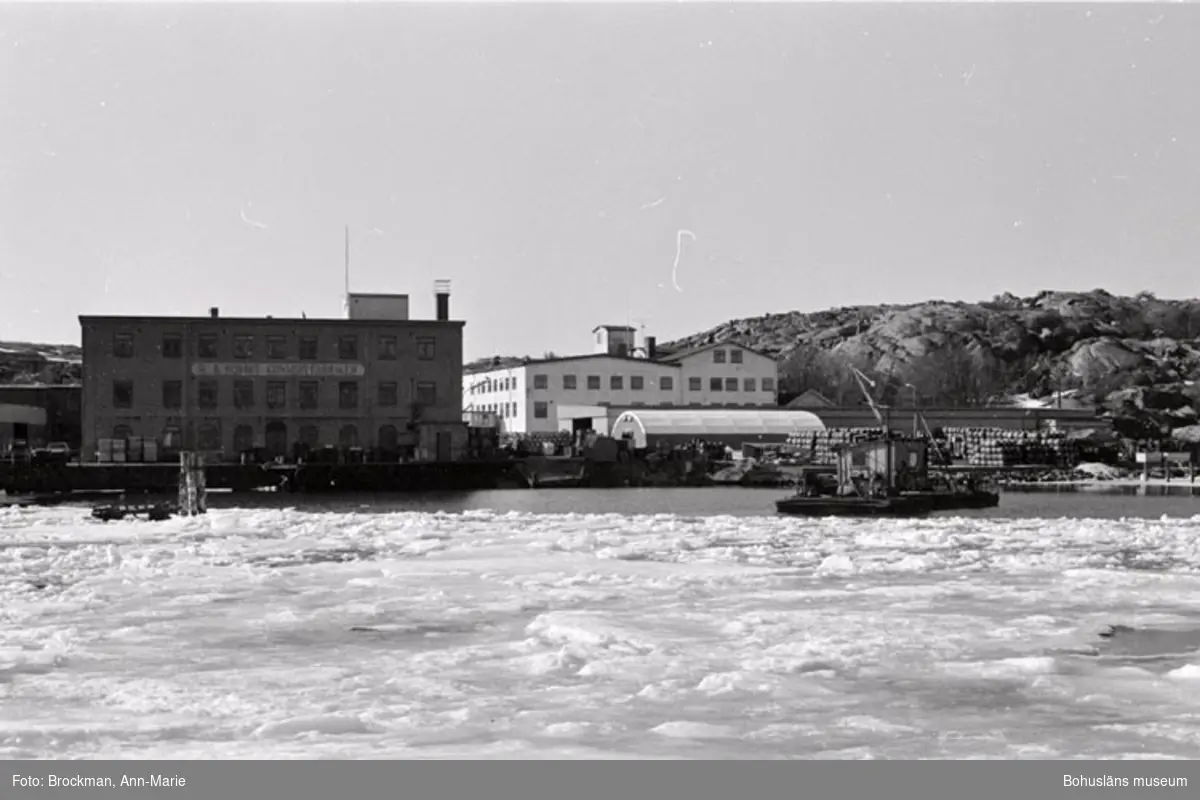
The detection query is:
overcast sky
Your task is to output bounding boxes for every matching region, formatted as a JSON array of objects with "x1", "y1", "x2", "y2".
[{"x1": 3, "y1": 2, "x2": 1197, "y2": 359}]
